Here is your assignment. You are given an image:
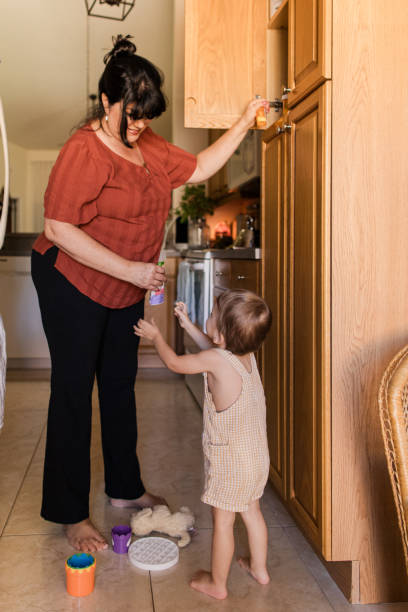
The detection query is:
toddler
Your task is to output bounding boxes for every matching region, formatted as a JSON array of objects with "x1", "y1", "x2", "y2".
[{"x1": 134, "y1": 288, "x2": 272, "y2": 600}]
